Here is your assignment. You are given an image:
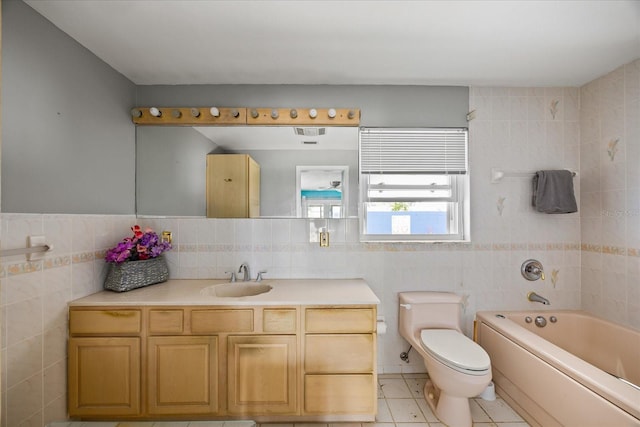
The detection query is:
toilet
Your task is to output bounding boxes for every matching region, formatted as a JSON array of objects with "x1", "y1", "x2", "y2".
[{"x1": 398, "y1": 292, "x2": 491, "y2": 427}]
